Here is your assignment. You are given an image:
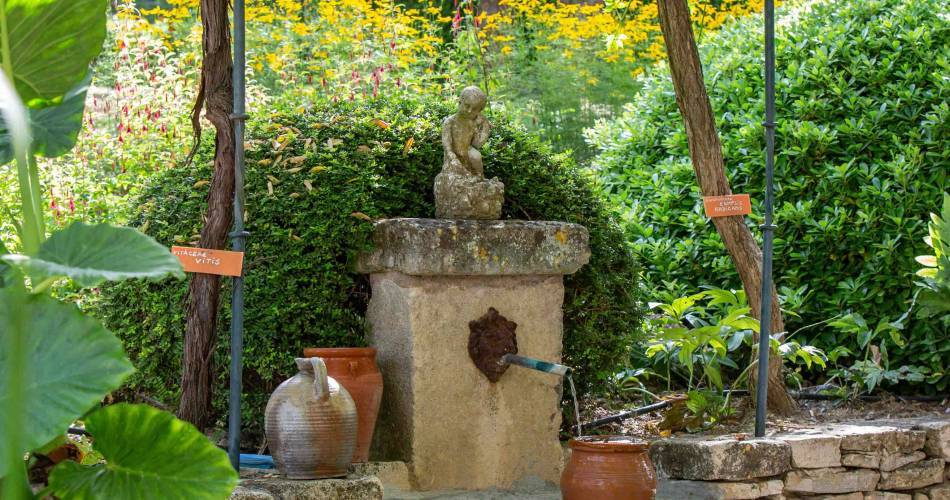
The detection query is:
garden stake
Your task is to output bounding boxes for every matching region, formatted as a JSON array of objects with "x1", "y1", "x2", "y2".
[
  {"x1": 755, "y1": 0, "x2": 777, "y2": 438},
  {"x1": 228, "y1": 0, "x2": 248, "y2": 471}
]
